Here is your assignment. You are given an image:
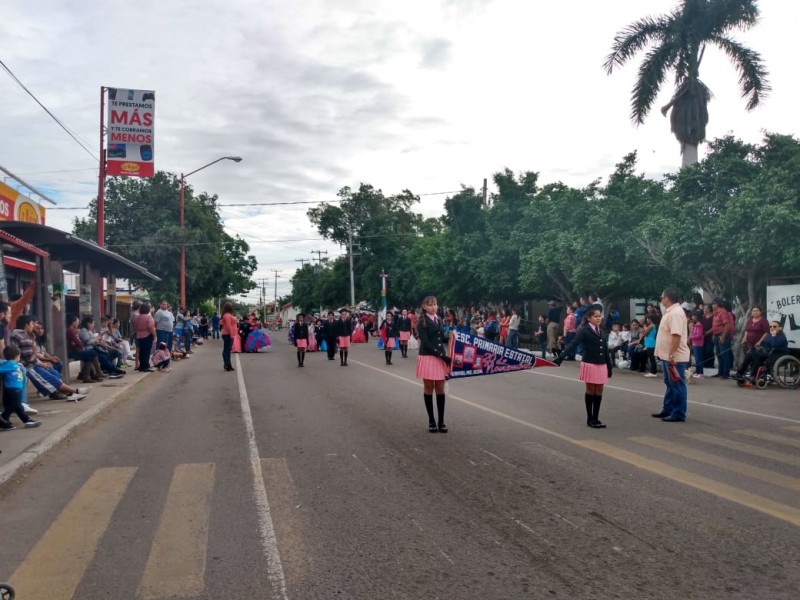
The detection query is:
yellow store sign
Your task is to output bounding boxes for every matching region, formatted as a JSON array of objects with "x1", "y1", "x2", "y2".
[{"x1": 0, "y1": 180, "x2": 46, "y2": 224}]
